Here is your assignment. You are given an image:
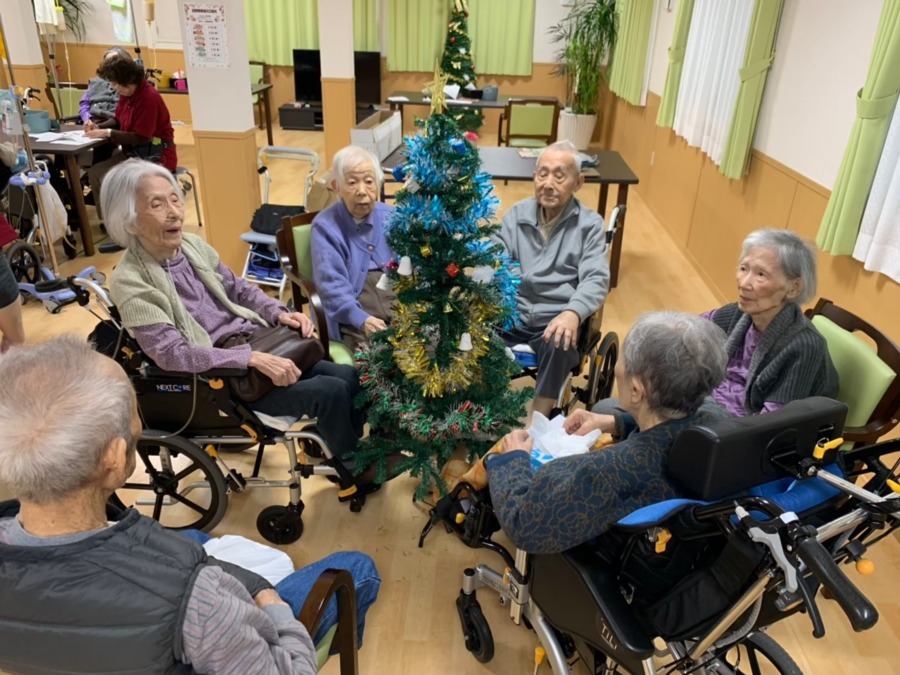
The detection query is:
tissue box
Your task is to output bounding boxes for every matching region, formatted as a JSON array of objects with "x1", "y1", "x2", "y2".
[{"x1": 350, "y1": 110, "x2": 401, "y2": 162}]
